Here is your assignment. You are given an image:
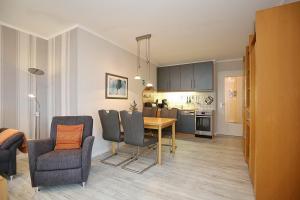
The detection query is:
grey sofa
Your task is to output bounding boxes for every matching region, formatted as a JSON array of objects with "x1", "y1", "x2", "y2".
[
  {"x1": 28, "y1": 116, "x2": 94, "y2": 188},
  {"x1": 0, "y1": 128, "x2": 24, "y2": 178}
]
